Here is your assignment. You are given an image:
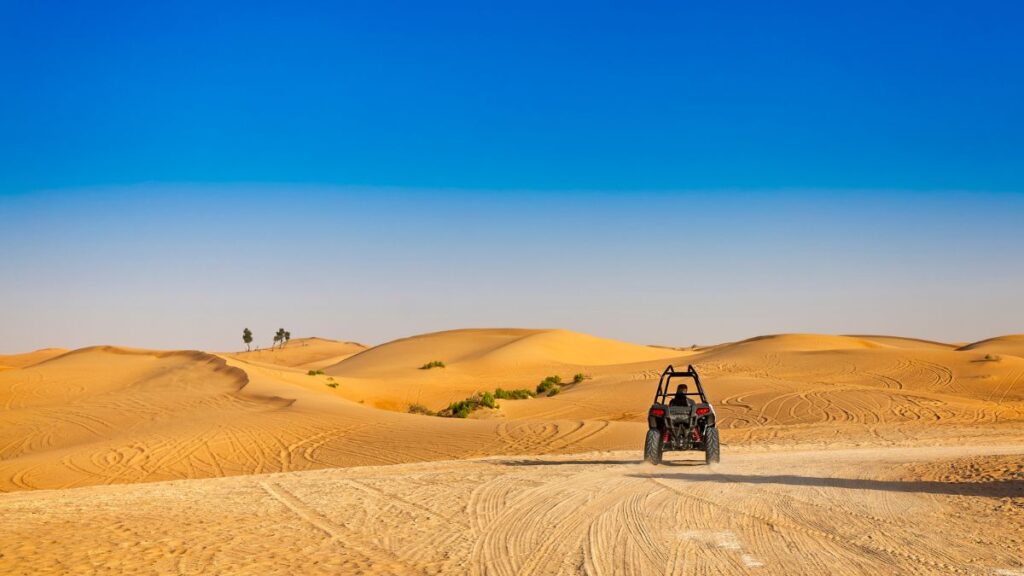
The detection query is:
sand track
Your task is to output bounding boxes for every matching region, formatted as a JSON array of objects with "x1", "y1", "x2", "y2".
[{"x1": 2, "y1": 444, "x2": 1022, "y2": 575}]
